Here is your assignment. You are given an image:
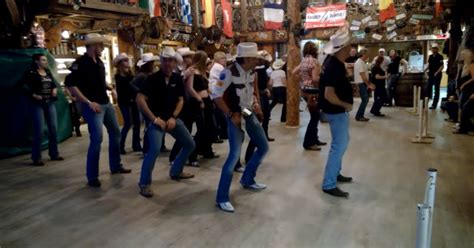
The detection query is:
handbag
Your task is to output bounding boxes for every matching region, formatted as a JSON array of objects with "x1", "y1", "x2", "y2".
[{"x1": 301, "y1": 86, "x2": 319, "y2": 112}]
